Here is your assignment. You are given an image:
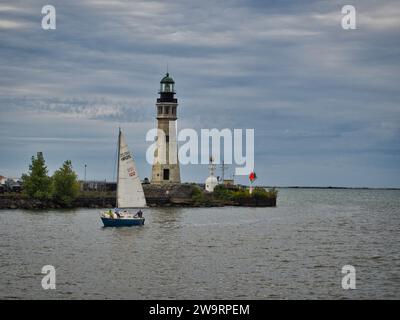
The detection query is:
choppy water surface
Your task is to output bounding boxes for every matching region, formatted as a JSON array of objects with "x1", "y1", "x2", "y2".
[{"x1": 0, "y1": 189, "x2": 399, "y2": 299}]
